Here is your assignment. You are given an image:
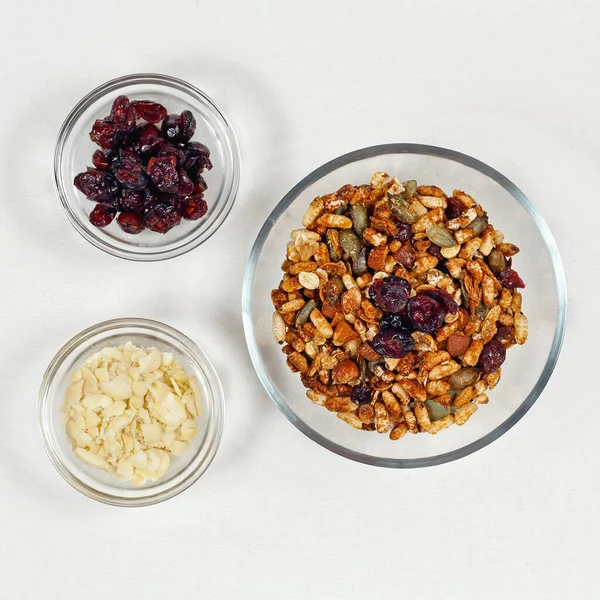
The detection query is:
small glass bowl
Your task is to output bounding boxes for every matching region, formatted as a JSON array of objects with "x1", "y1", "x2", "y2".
[
  {"x1": 243, "y1": 144, "x2": 567, "y2": 468},
  {"x1": 54, "y1": 73, "x2": 240, "y2": 261},
  {"x1": 38, "y1": 318, "x2": 224, "y2": 506}
]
